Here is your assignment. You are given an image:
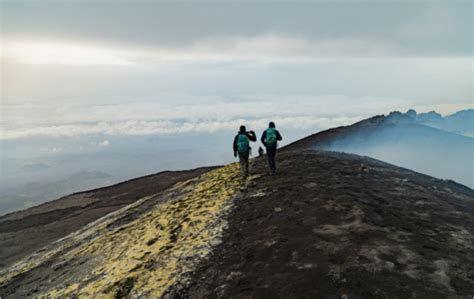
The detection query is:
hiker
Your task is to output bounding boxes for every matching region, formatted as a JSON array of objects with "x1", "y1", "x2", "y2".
[
  {"x1": 258, "y1": 146, "x2": 264, "y2": 157},
  {"x1": 233, "y1": 125, "x2": 257, "y2": 178},
  {"x1": 261, "y1": 121, "x2": 282, "y2": 175}
]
